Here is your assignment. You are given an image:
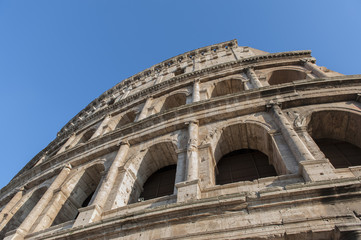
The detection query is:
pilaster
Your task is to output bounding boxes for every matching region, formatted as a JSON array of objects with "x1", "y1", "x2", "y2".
[
  {"x1": 176, "y1": 120, "x2": 201, "y2": 202},
  {"x1": 174, "y1": 149, "x2": 186, "y2": 194},
  {"x1": 192, "y1": 79, "x2": 200, "y2": 103},
  {"x1": 0, "y1": 188, "x2": 25, "y2": 231},
  {"x1": 137, "y1": 97, "x2": 153, "y2": 121},
  {"x1": 91, "y1": 115, "x2": 112, "y2": 139},
  {"x1": 270, "y1": 103, "x2": 338, "y2": 181},
  {"x1": 73, "y1": 141, "x2": 130, "y2": 227},
  {"x1": 270, "y1": 103, "x2": 315, "y2": 162},
  {"x1": 301, "y1": 59, "x2": 328, "y2": 78},
  {"x1": 246, "y1": 68, "x2": 263, "y2": 88},
  {"x1": 5, "y1": 165, "x2": 72, "y2": 240}
]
